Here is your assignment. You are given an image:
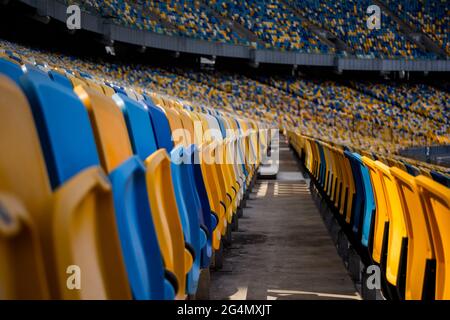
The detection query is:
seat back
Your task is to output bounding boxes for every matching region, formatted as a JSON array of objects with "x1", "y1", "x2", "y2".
[
  {"x1": 391, "y1": 167, "x2": 435, "y2": 300},
  {"x1": 345, "y1": 151, "x2": 365, "y2": 236},
  {"x1": 374, "y1": 161, "x2": 407, "y2": 292},
  {"x1": 0, "y1": 57, "x2": 23, "y2": 83},
  {"x1": 416, "y1": 176, "x2": 450, "y2": 300},
  {"x1": 353, "y1": 153, "x2": 376, "y2": 249},
  {"x1": 362, "y1": 156, "x2": 389, "y2": 264},
  {"x1": 0, "y1": 76, "x2": 50, "y2": 299}
]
